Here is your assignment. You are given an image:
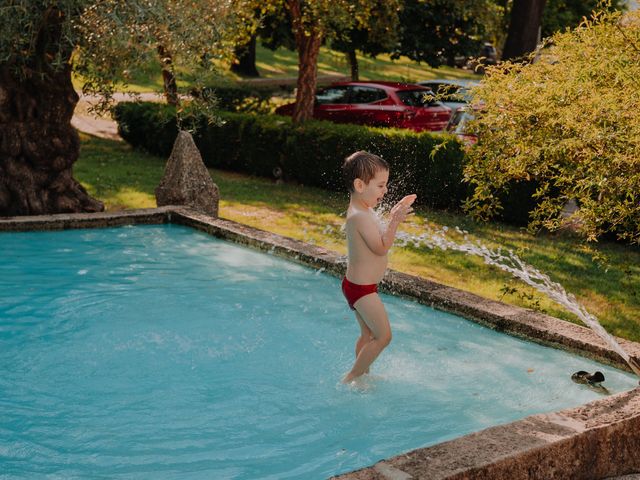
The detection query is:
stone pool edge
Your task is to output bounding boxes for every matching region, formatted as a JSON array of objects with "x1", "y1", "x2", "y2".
[{"x1": 2, "y1": 206, "x2": 640, "y2": 480}]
